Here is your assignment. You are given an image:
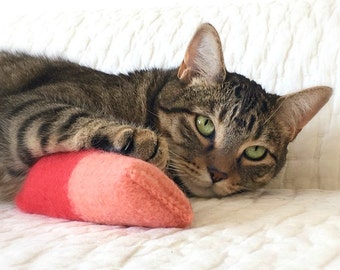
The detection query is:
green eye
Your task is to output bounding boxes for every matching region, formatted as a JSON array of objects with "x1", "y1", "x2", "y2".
[
  {"x1": 244, "y1": 146, "x2": 267, "y2": 161},
  {"x1": 196, "y1": 115, "x2": 215, "y2": 137}
]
